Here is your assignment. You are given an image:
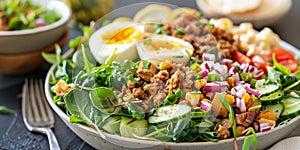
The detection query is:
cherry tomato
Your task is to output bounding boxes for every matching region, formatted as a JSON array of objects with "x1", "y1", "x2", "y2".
[
  {"x1": 268, "y1": 48, "x2": 298, "y2": 73},
  {"x1": 268, "y1": 48, "x2": 296, "y2": 61},
  {"x1": 251, "y1": 55, "x2": 270, "y2": 73},
  {"x1": 232, "y1": 51, "x2": 251, "y2": 64},
  {"x1": 277, "y1": 59, "x2": 298, "y2": 73}
]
